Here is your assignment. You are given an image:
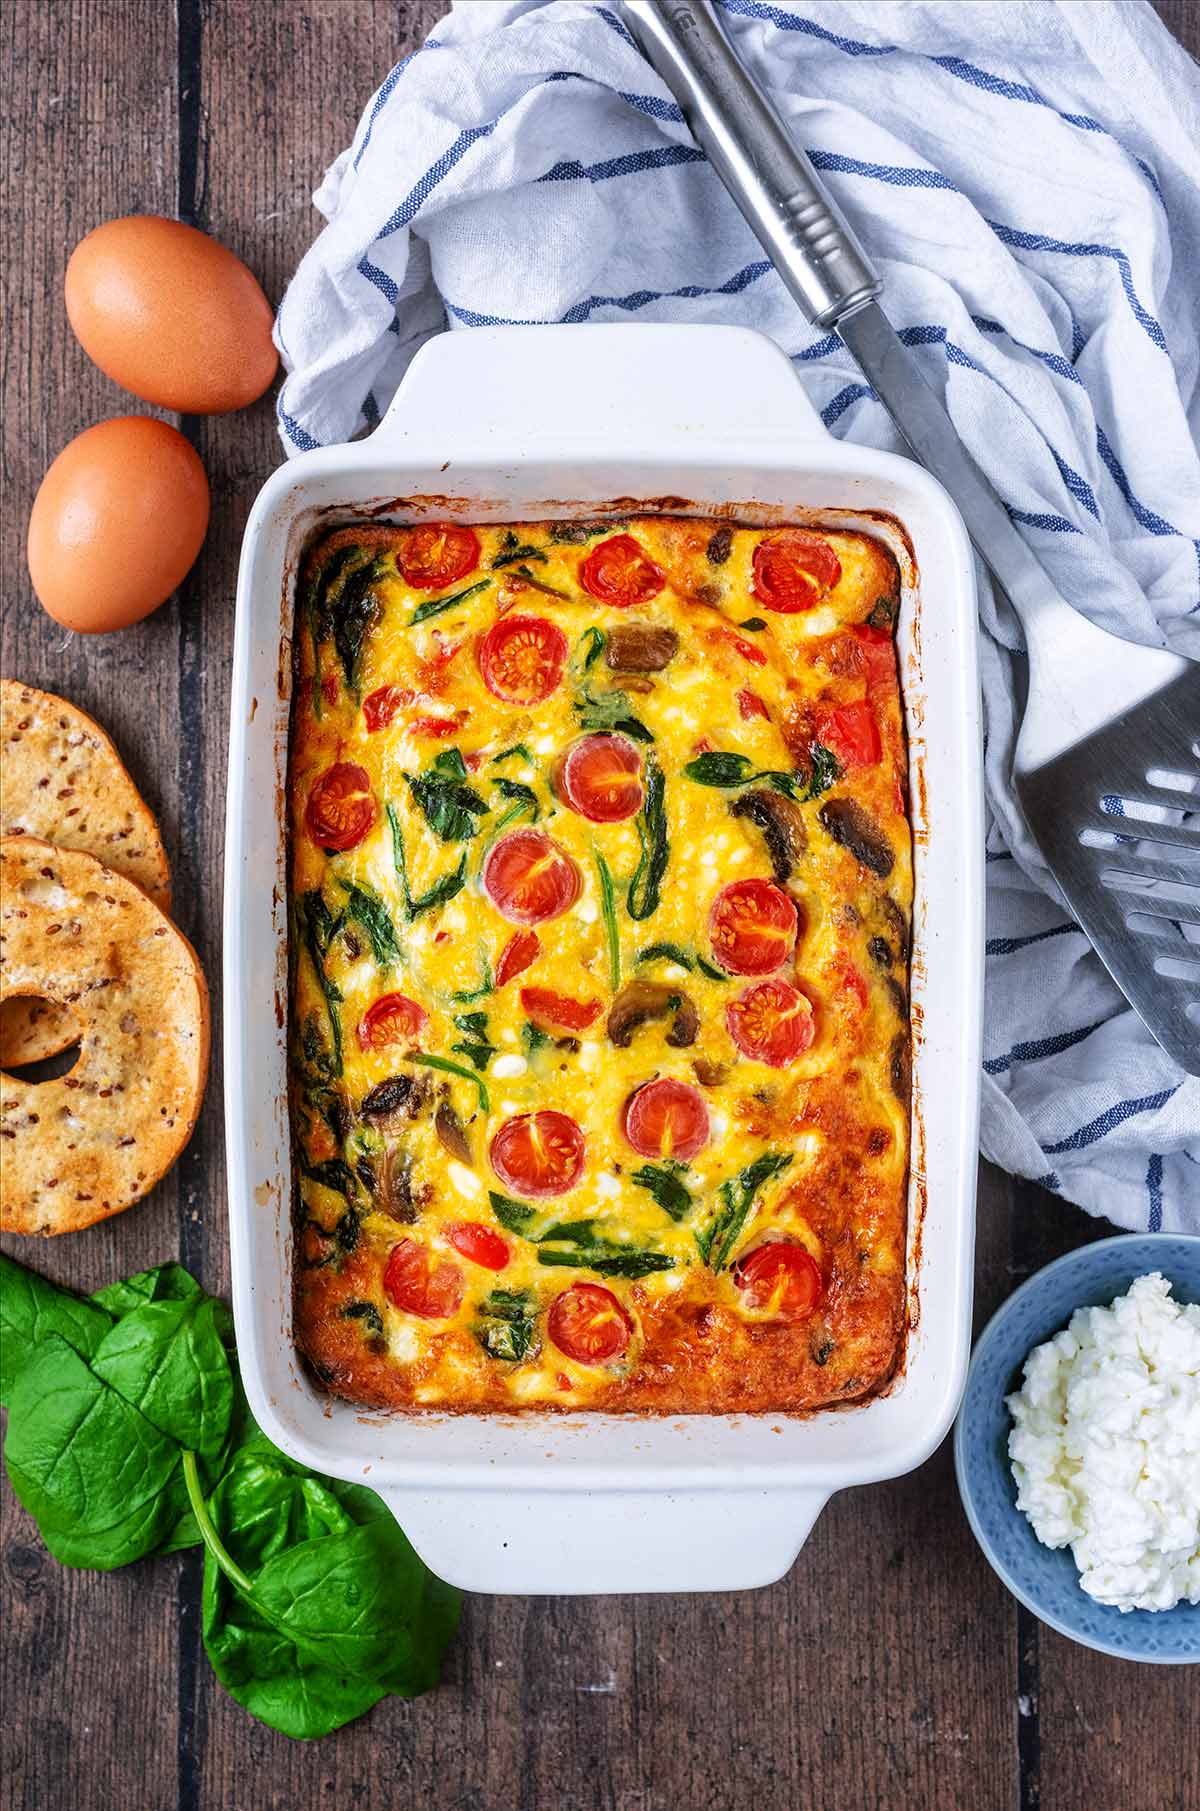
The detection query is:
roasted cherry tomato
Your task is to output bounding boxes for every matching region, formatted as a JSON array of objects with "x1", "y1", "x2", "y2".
[
  {"x1": 818, "y1": 700, "x2": 881, "y2": 769},
  {"x1": 445, "y1": 1221, "x2": 510, "y2": 1271},
  {"x1": 483, "y1": 829, "x2": 580, "y2": 925},
  {"x1": 363, "y1": 685, "x2": 413, "y2": 732},
  {"x1": 384, "y1": 1238, "x2": 464, "y2": 1320},
  {"x1": 560, "y1": 733, "x2": 644, "y2": 822},
  {"x1": 478, "y1": 614, "x2": 568, "y2": 705},
  {"x1": 490, "y1": 1109, "x2": 586, "y2": 1198},
  {"x1": 709, "y1": 878, "x2": 798, "y2": 977},
  {"x1": 305, "y1": 762, "x2": 375, "y2": 851},
  {"x1": 356, "y1": 991, "x2": 429, "y2": 1051},
  {"x1": 726, "y1": 978, "x2": 816, "y2": 1068},
  {"x1": 621, "y1": 1078, "x2": 709, "y2": 1162},
  {"x1": 733, "y1": 1241, "x2": 823, "y2": 1319},
  {"x1": 396, "y1": 523, "x2": 480, "y2": 589},
  {"x1": 854, "y1": 620, "x2": 896, "y2": 686},
  {"x1": 579, "y1": 534, "x2": 665, "y2": 608},
  {"x1": 752, "y1": 530, "x2": 841, "y2": 612},
  {"x1": 495, "y1": 928, "x2": 540, "y2": 987},
  {"x1": 519, "y1": 986, "x2": 602, "y2": 1033},
  {"x1": 737, "y1": 688, "x2": 769, "y2": 721},
  {"x1": 548, "y1": 1282, "x2": 632, "y2": 1364}
]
